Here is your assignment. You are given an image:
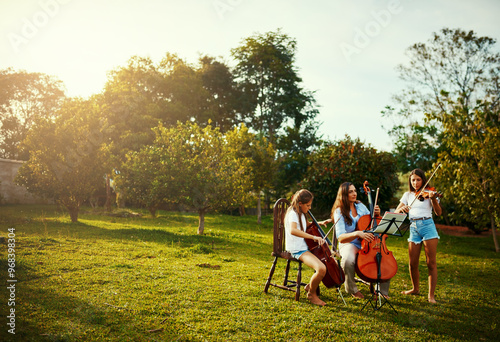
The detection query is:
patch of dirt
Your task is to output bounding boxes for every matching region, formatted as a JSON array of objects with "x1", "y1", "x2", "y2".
[{"x1": 436, "y1": 224, "x2": 492, "y2": 237}]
